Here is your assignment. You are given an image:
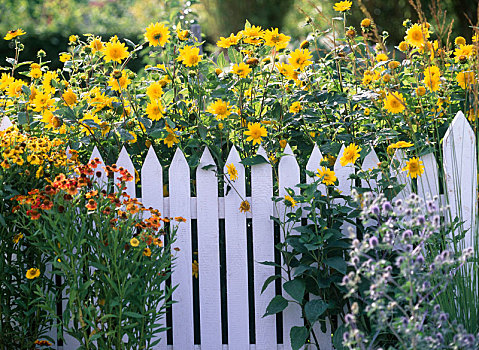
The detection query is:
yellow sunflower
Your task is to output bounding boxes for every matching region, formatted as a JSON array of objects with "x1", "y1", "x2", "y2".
[
  {"x1": 4, "y1": 28, "x2": 26, "y2": 40},
  {"x1": 284, "y1": 195, "x2": 297, "y2": 208},
  {"x1": 226, "y1": 163, "x2": 238, "y2": 182},
  {"x1": 207, "y1": 99, "x2": 232, "y2": 120},
  {"x1": 232, "y1": 62, "x2": 252, "y2": 78},
  {"x1": 263, "y1": 28, "x2": 290, "y2": 50},
  {"x1": 288, "y1": 48, "x2": 313, "y2": 71},
  {"x1": 405, "y1": 23, "x2": 429, "y2": 48},
  {"x1": 333, "y1": 1, "x2": 352, "y2": 12},
  {"x1": 340, "y1": 143, "x2": 361, "y2": 166},
  {"x1": 317, "y1": 167, "x2": 337, "y2": 185},
  {"x1": 383, "y1": 91, "x2": 406, "y2": 114},
  {"x1": 26, "y1": 268, "x2": 40, "y2": 279},
  {"x1": 144, "y1": 22, "x2": 170, "y2": 47},
  {"x1": 456, "y1": 71, "x2": 476, "y2": 89},
  {"x1": 146, "y1": 100, "x2": 165, "y2": 121},
  {"x1": 146, "y1": 82, "x2": 164, "y2": 101},
  {"x1": 103, "y1": 40, "x2": 129, "y2": 63},
  {"x1": 244, "y1": 122, "x2": 267, "y2": 145},
  {"x1": 177, "y1": 45, "x2": 201, "y2": 67},
  {"x1": 402, "y1": 157, "x2": 424, "y2": 178}
]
